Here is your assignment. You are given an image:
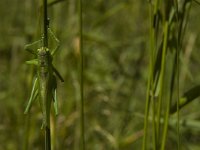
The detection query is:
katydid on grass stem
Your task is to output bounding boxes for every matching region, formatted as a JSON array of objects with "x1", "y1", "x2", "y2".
[{"x1": 24, "y1": 28, "x2": 64, "y2": 129}]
